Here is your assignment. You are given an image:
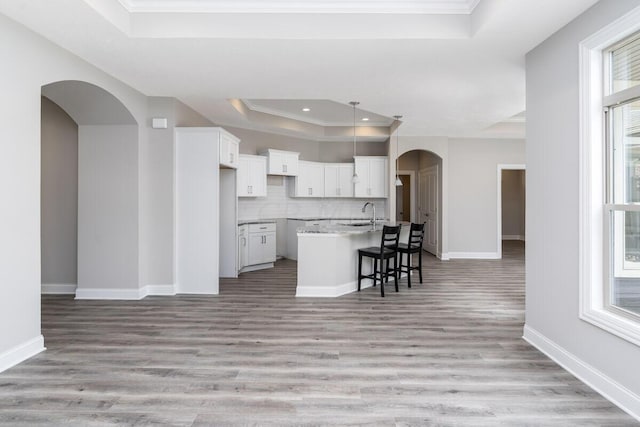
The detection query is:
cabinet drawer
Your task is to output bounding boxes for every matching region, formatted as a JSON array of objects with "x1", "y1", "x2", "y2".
[{"x1": 249, "y1": 223, "x2": 276, "y2": 233}]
